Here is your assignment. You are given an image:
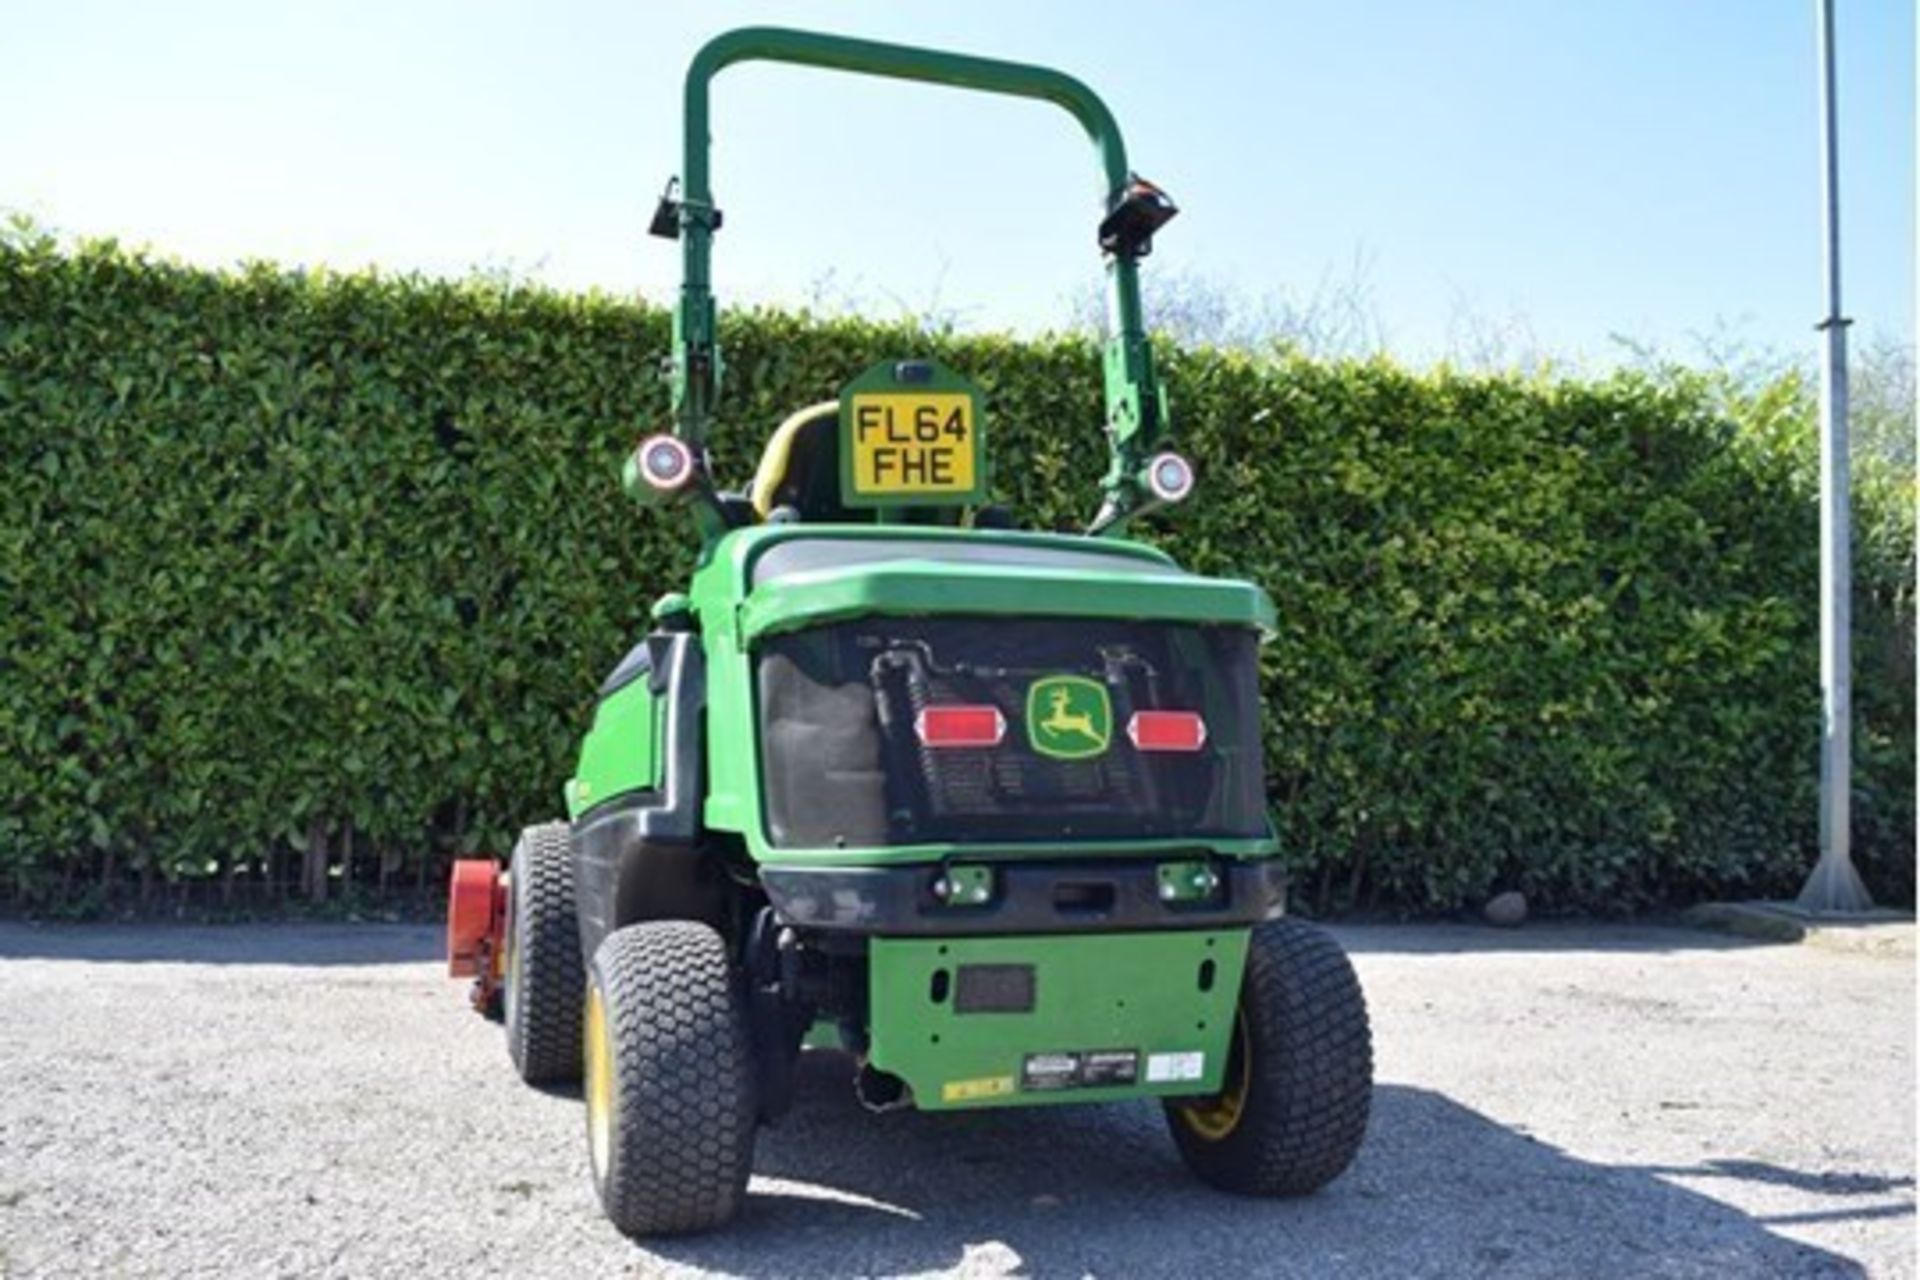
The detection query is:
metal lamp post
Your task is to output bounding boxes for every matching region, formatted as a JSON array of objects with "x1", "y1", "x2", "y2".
[{"x1": 1796, "y1": 0, "x2": 1874, "y2": 913}]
